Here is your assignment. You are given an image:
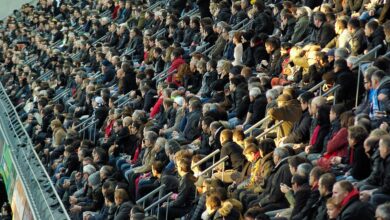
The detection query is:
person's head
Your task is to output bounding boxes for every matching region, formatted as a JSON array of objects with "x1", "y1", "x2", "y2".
[
  {"x1": 313, "y1": 12, "x2": 326, "y2": 28},
  {"x1": 288, "y1": 156, "x2": 307, "y2": 175},
  {"x1": 177, "y1": 158, "x2": 192, "y2": 177},
  {"x1": 220, "y1": 129, "x2": 233, "y2": 144},
  {"x1": 291, "y1": 174, "x2": 308, "y2": 192},
  {"x1": 298, "y1": 92, "x2": 315, "y2": 111},
  {"x1": 309, "y1": 167, "x2": 325, "y2": 187},
  {"x1": 310, "y1": 96, "x2": 327, "y2": 116},
  {"x1": 326, "y1": 197, "x2": 341, "y2": 219},
  {"x1": 143, "y1": 131, "x2": 158, "y2": 148},
  {"x1": 332, "y1": 180, "x2": 354, "y2": 205},
  {"x1": 258, "y1": 138, "x2": 276, "y2": 157},
  {"x1": 165, "y1": 140, "x2": 181, "y2": 160},
  {"x1": 151, "y1": 161, "x2": 164, "y2": 177},
  {"x1": 330, "y1": 104, "x2": 346, "y2": 122},
  {"x1": 347, "y1": 17, "x2": 360, "y2": 34},
  {"x1": 249, "y1": 87, "x2": 261, "y2": 101},
  {"x1": 265, "y1": 37, "x2": 280, "y2": 54},
  {"x1": 243, "y1": 144, "x2": 259, "y2": 162},
  {"x1": 376, "y1": 203, "x2": 390, "y2": 220},
  {"x1": 205, "y1": 195, "x2": 221, "y2": 214},
  {"x1": 371, "y1": 70, "x2": 386, "y2": 89},
  {"x1": 348, "y1": 125, "x2": 368, "y2": 147},
  {"x1": 335, "y1": 18, "x2": 348, "y2": 35},
  {"x1": 99, "y1": 165, "x2": 113, "y2": 180},
  {"x1": 365, "y1": 20, "x2": 379, "y2": 37},
  {"x1": 296, "y1": 163, "x2": 313, "y2": 178},
  {"x1": 379, "y1": 135, "x2": 390, "y2": 159},
  {"x1": 319, "y1": 173, "x2": 336, "y2": 197},
  {"x1": 273, "y1": 147, "x2": 289, "y2": 164},
  {"x1": 114, "y1": 188, "x2": 129, "y2": 205}
]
